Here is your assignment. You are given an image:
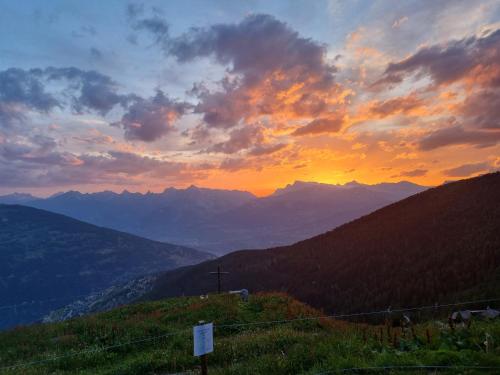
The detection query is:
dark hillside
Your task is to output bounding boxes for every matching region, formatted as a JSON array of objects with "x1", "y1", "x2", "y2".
[
  {"x1": 0, "y1": 205, "x2": 213, "y2": 329},
  {"x1": 147, "y1": 172, "x2": 500, "y2": 313}
]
